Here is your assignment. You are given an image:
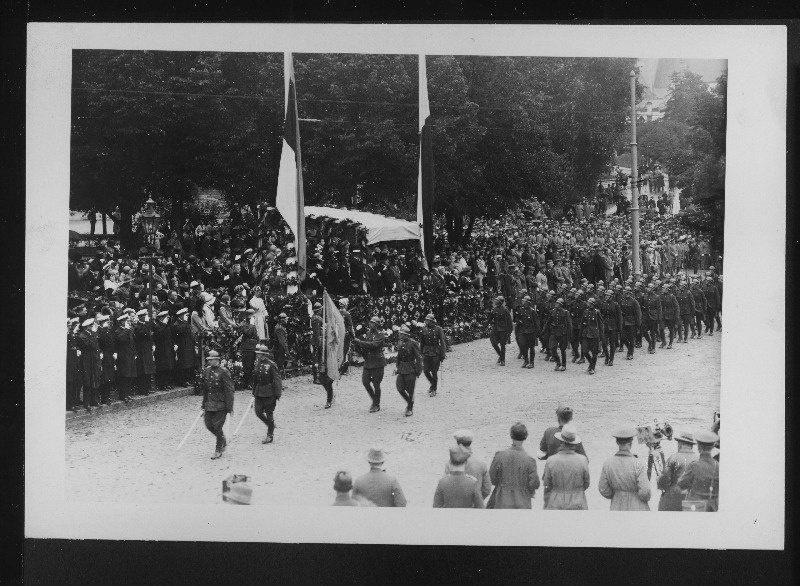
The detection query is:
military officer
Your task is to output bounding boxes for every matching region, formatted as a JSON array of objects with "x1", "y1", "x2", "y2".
[
  {"x1": 600, "y1": 289, "x2": 622, "y2": 366},
  {"x1": 545, "y1": 297, "x2": 572, "y2": 371},
  {"x1": 580, "y1": 298, "x2": 604, "y2": 375},
  {"x1": 539, "y1": 290, "x2": 556, "y2": 361},
  {"x1": 677, "y1": 429, "x2": 720, "y2": 512},
  {"x1": 395, "y1": 325, "x2": 422, "y2": 416},
  {"x1": 420, "y1": 314, "x2": 447, "y2": 396},
  {"x1": 273, "y1": 313, "x2": 290, "y2": 371},
  {"x1": 691, "y1": 278, "x2": 707, "y2": 339},
  {"x1": 640, "y1": 283, "x2": 662, "y2": 354},
  {"x1": 658, "y1": 283, "x2": 681, "y2": 349},
  {"x1": 433, "y1": 444, "x2": 485, "y2": 509},
  {"x1": 570, "y1": 289, "x2": 587, "y2": 364},
  {"x1": 76, "y1": 318, "x2": 102, "y2": 409},
  {"x1": 200, "y1": 350, "x2": 235, "y2": 459},
  {"x1": 252, "y1": 344, "x2": 282, "y2": 443},
  {"x1": 656, "y1": 431, "x2": 698, "y2": 511},
  {"x1": 353, "y1": 315, "x2": 386, "y2": 413},
  {"x1": 338, "y1": 298, "x2": 355, "y2": 375},
  {"x1": 487, "y1": 296, "x2": 513, "y2": 366},
  {"x1": 96, "y1": 314, "x2": 116, "y2": 405},
  {"x1": 702, "y1": 276, "x2": 721, "y2": 336},
  {"x1": 598, "y1": 428, "x2": 651, "y2": 511},
  {"x1": 113, "y1": 313, "x2": 138, "y2": 403},
  {"x1": 514, "y1": 296, "x2": 540, "y2": 369},
  {"x1": 619, "y1": 286, "x2": 642, "y2": 360},
  {"x1": 675, "y1": 281, "x2": 697, "y2": 343},
  {"x1": 237, "y1": 309, "x2": 259, "y2": 388},
  {"x1": 633, "y1": 281, "x2": 646, "y2": 348}
]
